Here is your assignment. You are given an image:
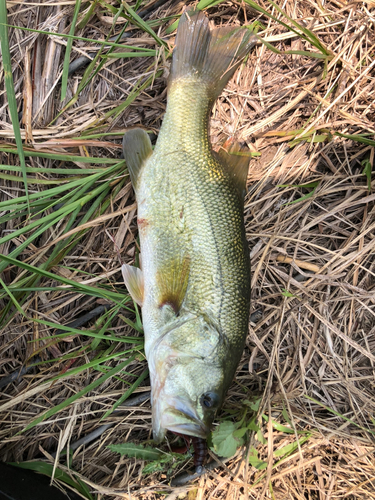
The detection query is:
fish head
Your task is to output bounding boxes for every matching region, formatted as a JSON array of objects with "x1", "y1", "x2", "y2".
[{"x1": 148, "y1": 313, "x2": 229, "y2": 443}]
